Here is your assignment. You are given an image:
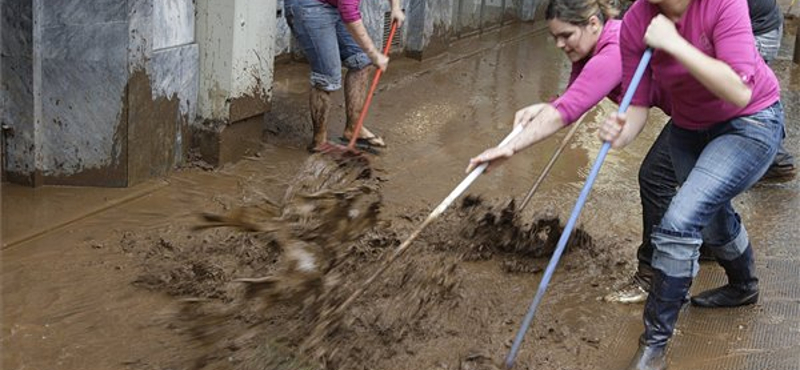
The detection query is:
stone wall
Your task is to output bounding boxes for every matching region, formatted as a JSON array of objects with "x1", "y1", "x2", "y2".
[{"x1": 1, "y1": 0, "x2": 549, "y2": 186}]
